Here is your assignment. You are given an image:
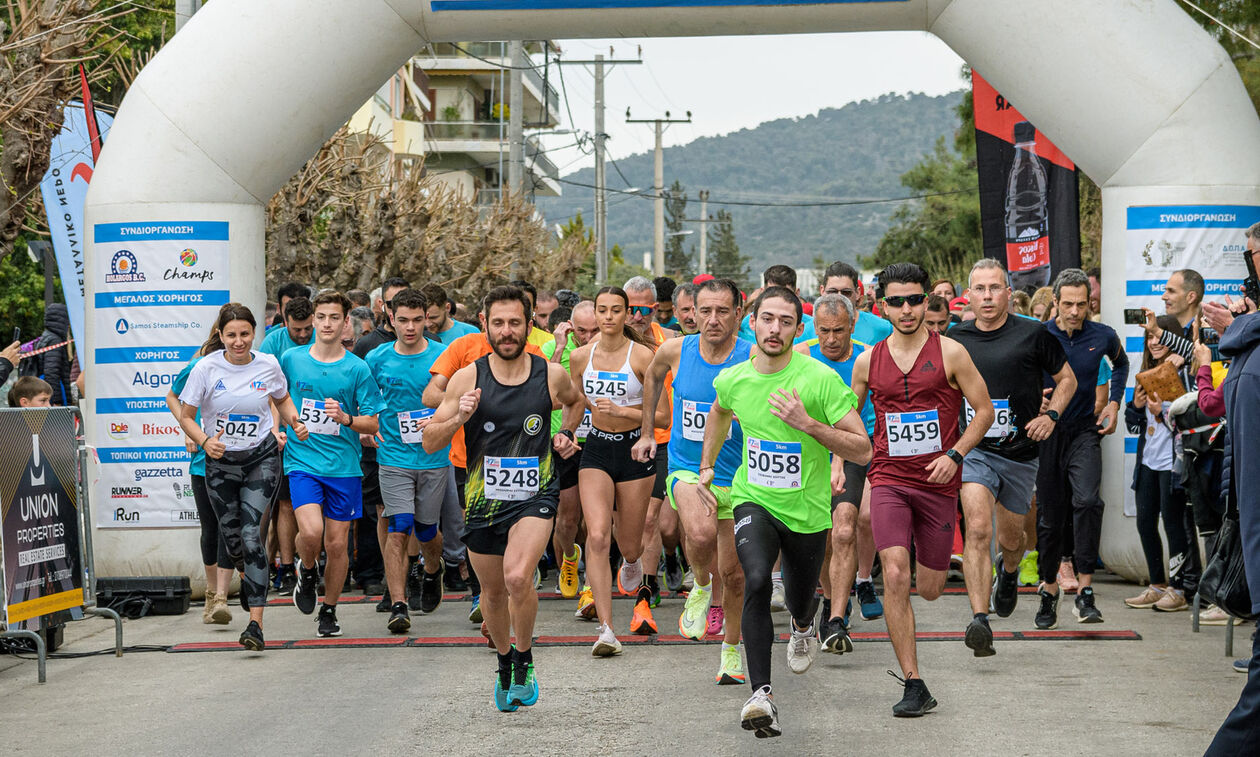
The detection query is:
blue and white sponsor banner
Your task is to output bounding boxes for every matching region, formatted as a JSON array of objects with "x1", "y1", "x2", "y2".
[
  {"x1": 92, "y1": 221, "x2": 229, "y2": 528},
  {"x1": 1122, "y1": 205, "x2": 1260, "y2": 516},
  {"x1": 38, "y1": 102, "x2": 114, "y2": 350}
]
